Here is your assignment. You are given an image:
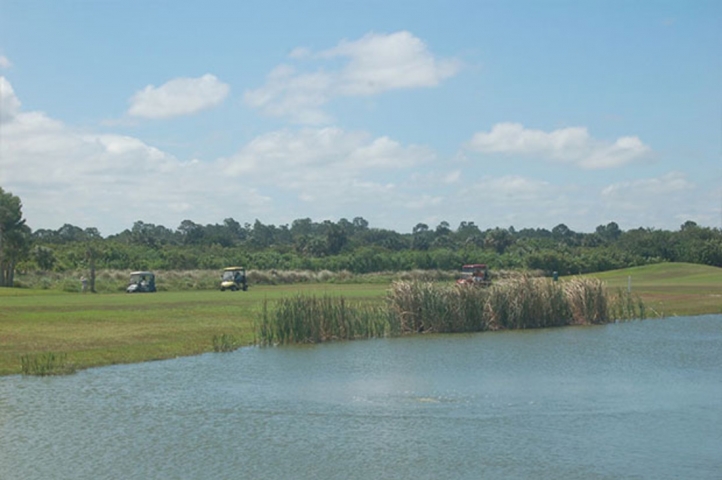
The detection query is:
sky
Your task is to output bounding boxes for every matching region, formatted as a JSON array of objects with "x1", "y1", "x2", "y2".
[{"x1": 0, "y1": 0, "x2": 720, "y2": 236}]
